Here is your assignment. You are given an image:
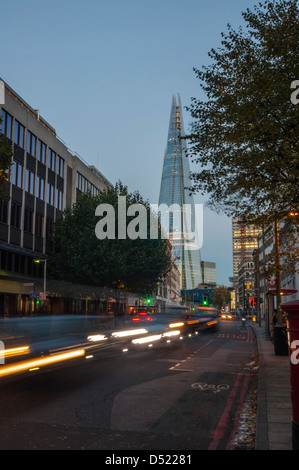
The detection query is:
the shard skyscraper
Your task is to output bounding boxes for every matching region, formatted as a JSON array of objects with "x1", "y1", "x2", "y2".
[{"x1": 159, "y1": 94, "x2": 202, "y2": 290}]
